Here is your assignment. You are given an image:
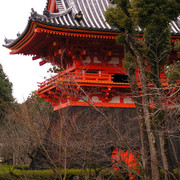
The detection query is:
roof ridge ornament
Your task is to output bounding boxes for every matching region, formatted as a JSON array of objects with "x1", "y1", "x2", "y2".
[
  {"x1": 4, "y1": 37, "x2": 14, "y2": 45},
  {"x1": 30, "y1": 8, "x2": 38, "y2": 19},
  {"x1": 30, "y1": 8, "x2": 48, "y2": 20},
  {"x1": 74, "y1": 11, "x2": 83, "y2": 23},
  {"x1": 30, "y1": 6, "x2": 73, "y2": 19},
  {"x1": 43, "y1": 8, "x2": 50, "y2": 17},
  {"x1": 30, "y1": 6, "x2": 73, "y2": 21}
]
